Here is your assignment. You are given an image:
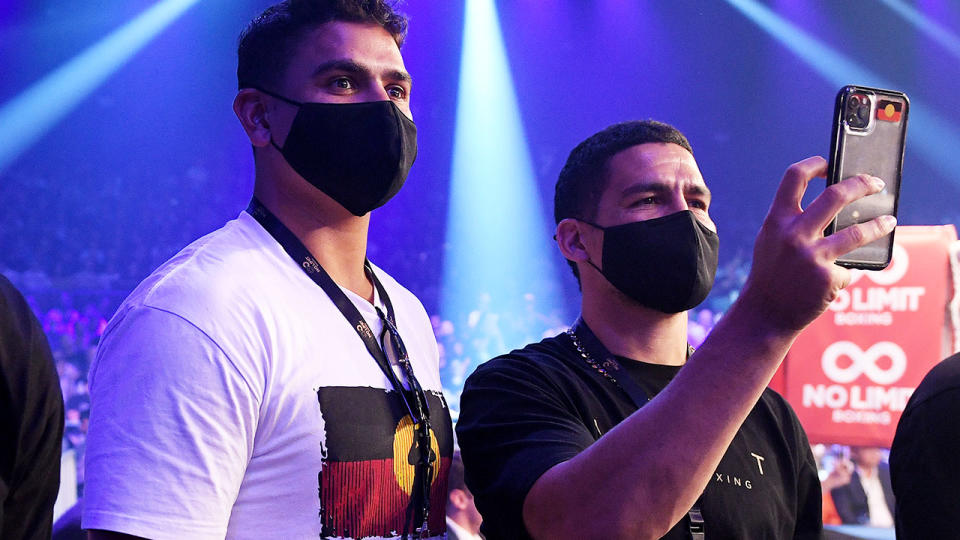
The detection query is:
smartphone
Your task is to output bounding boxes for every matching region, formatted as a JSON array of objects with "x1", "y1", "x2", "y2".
[{"x1": 826, "y1": 85, "x2": 909, "y2": 270}]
